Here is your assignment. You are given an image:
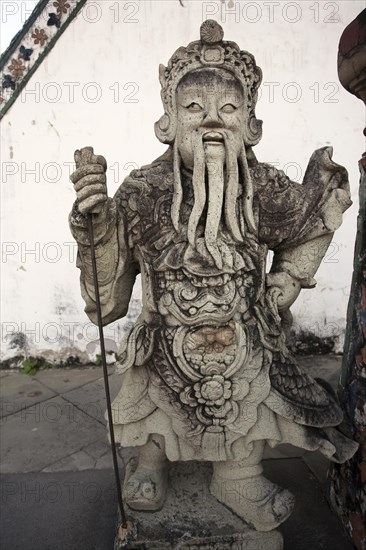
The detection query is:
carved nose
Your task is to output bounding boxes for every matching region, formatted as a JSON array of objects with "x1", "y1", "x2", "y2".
[{"x1": 202, "y1": 107, "x2": 223, "y2": 128}]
